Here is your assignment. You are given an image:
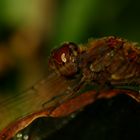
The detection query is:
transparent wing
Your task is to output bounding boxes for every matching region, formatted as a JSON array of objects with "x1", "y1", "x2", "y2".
[{"x1": 0, "y1": 73, "x2": 76, "y2": 131}]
